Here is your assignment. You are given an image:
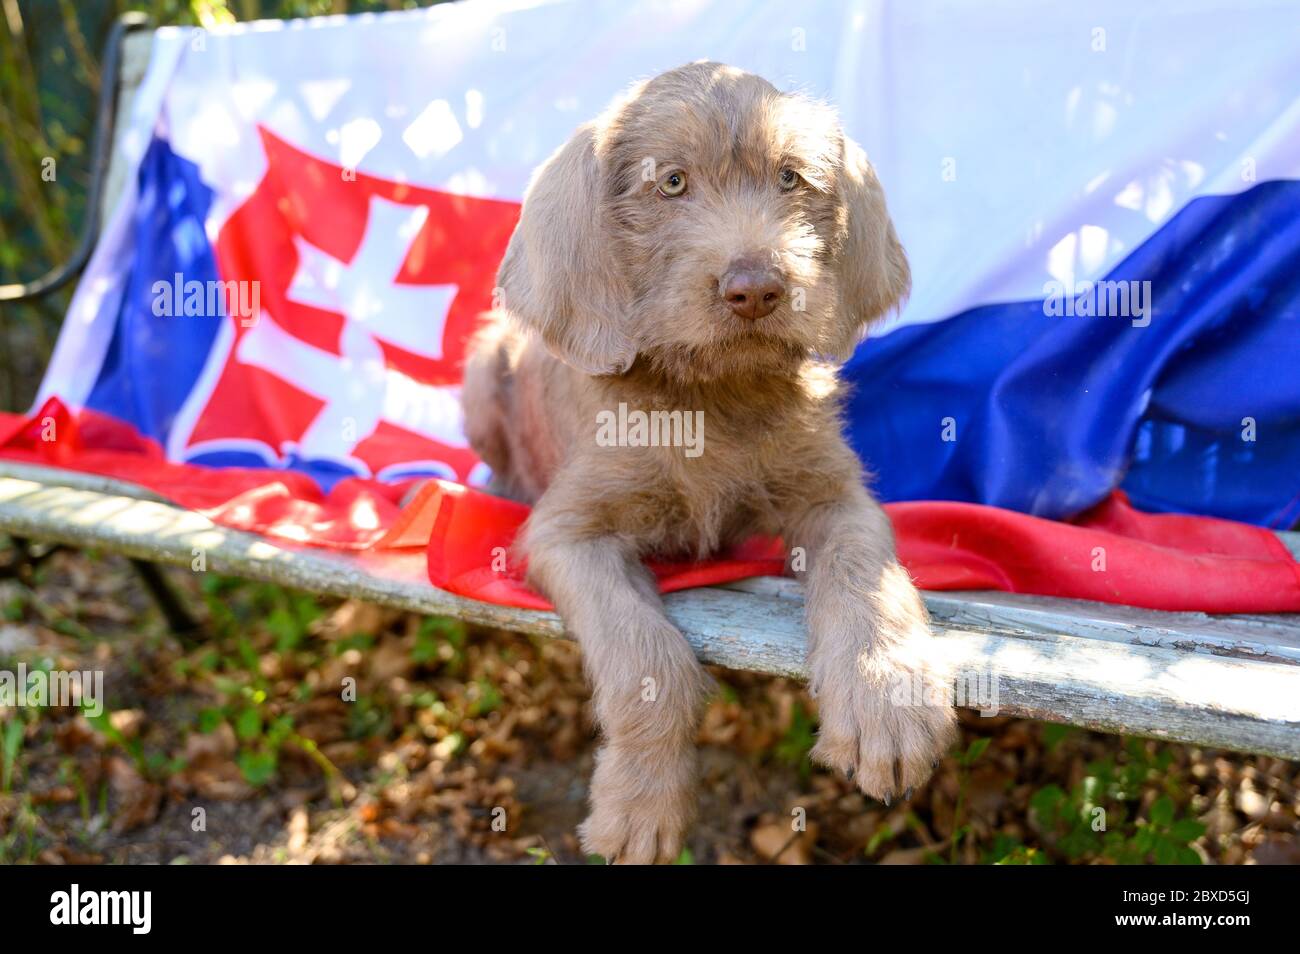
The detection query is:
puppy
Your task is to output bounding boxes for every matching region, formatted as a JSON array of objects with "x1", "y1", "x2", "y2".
[{"x1": 462, "y1": 62, "x2": 956, "y2": 863}]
